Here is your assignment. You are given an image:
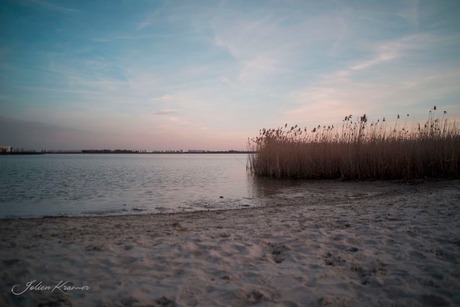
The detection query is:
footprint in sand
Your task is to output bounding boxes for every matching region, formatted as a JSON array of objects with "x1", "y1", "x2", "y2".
[
  {"x1": 267, "y1": 242, "x2": 289, "y2": 264},
  {"x1": 323, "y1": 252, "x2": 345, "y2": 266}
]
